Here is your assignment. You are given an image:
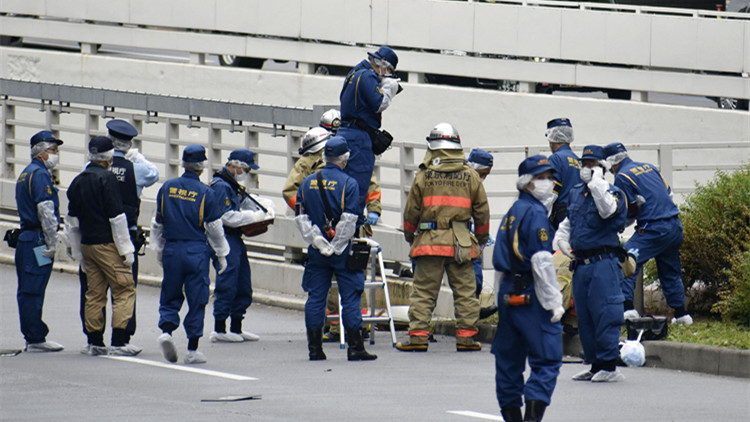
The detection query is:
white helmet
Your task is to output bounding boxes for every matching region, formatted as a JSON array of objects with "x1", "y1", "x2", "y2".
[
  {"x1": 299, "y1": 127, "x2": 331, "y2": 155},
  {"x1": 319, "y1": 109, "x2": 341, "y2": 134},
  {"x1": 426, "y1": 123, "x2": 462, "y2": 150}
]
